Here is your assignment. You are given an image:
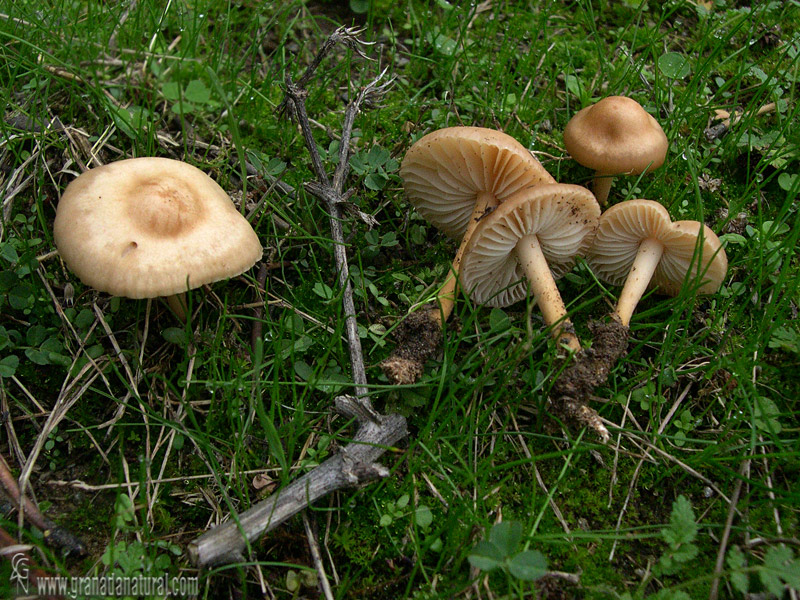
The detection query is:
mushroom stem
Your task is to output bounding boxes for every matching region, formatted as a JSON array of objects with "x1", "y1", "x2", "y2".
[
  {"x1": 592, "y1": 172, "x2": 615, "y2": 205},
  {"x1": 614, "y1": 237, "x2": 664, "y2": 327},
  {"x1": 167, "y1": 293, "x2": 189, "y2": 322},
  {"x1": 432, "y1": 191, "x2": 498, "y2": 326},
  {"x1": 514, "y1": 234, "x2": 581, "y2": 352}
]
